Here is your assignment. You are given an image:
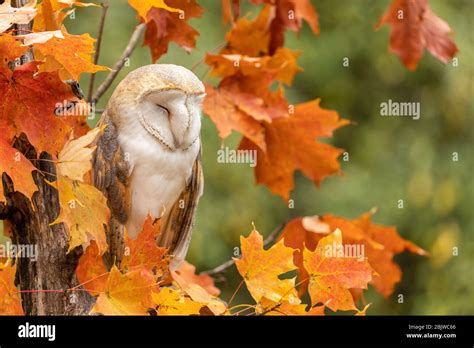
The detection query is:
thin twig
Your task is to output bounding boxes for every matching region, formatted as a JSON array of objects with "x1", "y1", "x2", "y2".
[
  {"x1": 256, "y1": 277, "x2": 310, "y2": 316},
  {"x1": 90, "y1": 23, "x2": 146, "y2": 105},
  {"x1": 231, "y1": 305, "x2": 257, "y2": 316},
  {"x1": 87, "y1": 1, "x2": 109, "y2": 102},
  {"x1": 227, "y1": 279, "x2": 244, "y2": 306},
  {"x1": 190, "y1": 42, "x2": 226, "y2": 71},
  {"x1": 201, "y1": 257, "x2": 235, "y2": 276},
  {"x1": 201, "y1": 220, "x2": 288, "y2": 276}
]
